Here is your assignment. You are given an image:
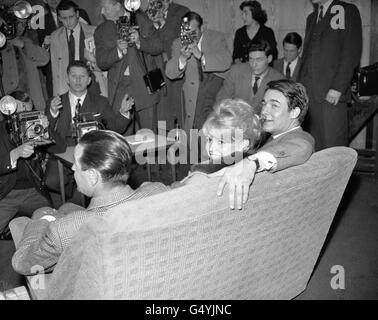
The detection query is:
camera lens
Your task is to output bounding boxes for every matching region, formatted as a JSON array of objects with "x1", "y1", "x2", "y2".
[{"x1": 34, "y1": 124, "x2": 43, "y2": 135}]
